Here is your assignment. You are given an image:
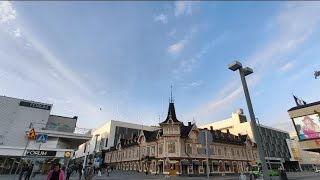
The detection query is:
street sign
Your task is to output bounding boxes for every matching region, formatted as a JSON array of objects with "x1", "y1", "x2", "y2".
[
  {"x1": 198, "y1": 130, "x2": 213, "y2": 146},
  {"x1": 64, "y1": 151, "x2": 71, "y2": 158},
  {"x1": 36, "y1": 134, "x2": 48, "y2": 143},
  {"x1": 27, "y1": 128, "x2": 37, "y2": 140}
]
